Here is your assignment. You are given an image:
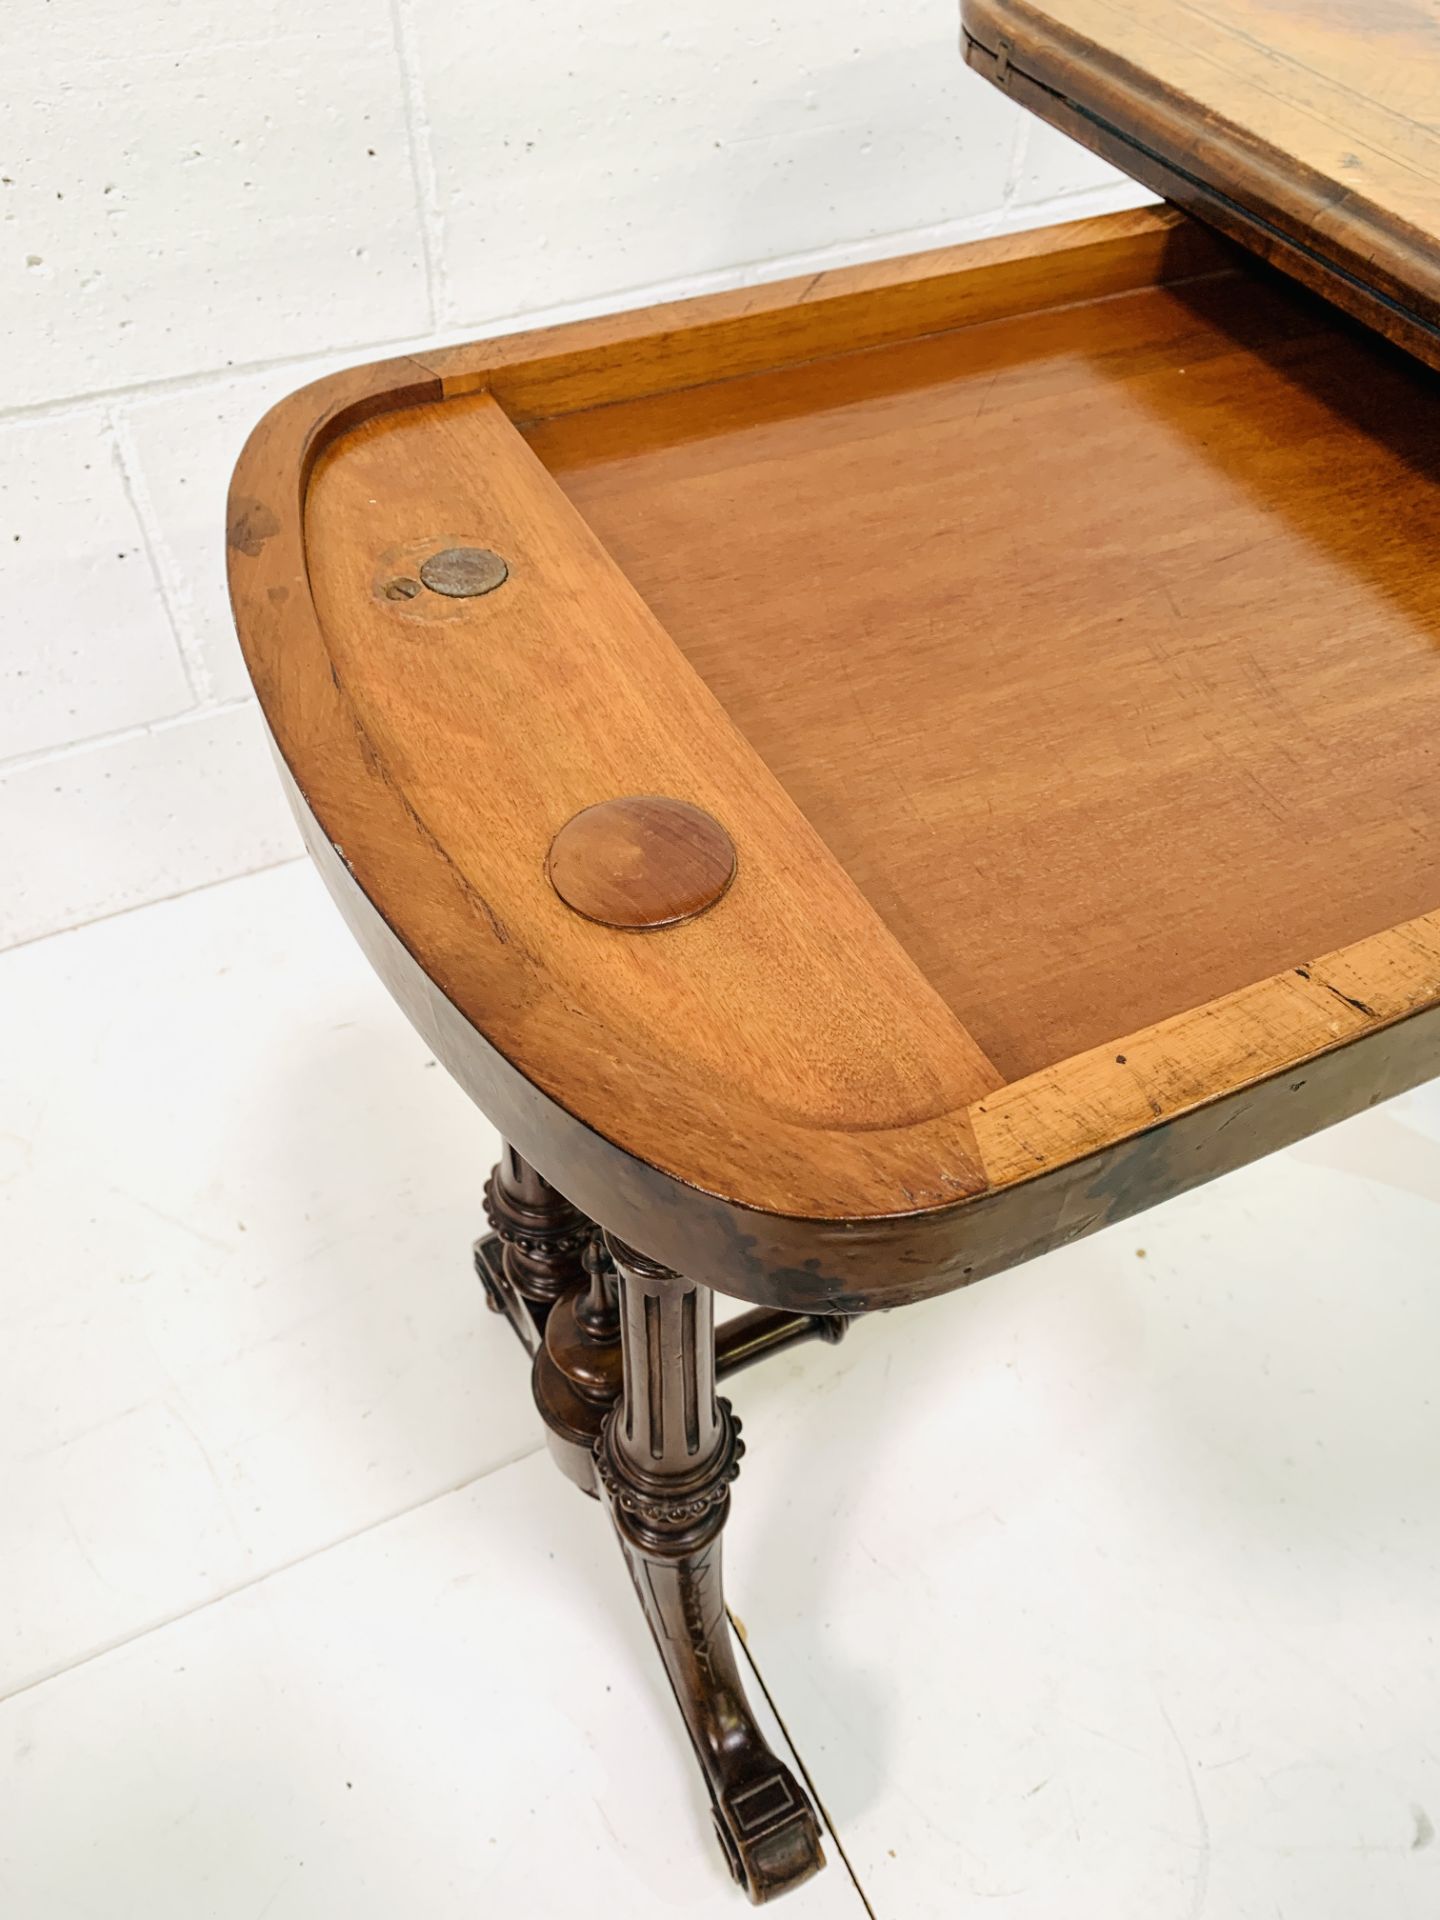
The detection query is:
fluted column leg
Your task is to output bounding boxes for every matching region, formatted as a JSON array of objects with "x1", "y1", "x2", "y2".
[{"x1": 596, "y1": 1235, "x2": 825, "y2": 1904}]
